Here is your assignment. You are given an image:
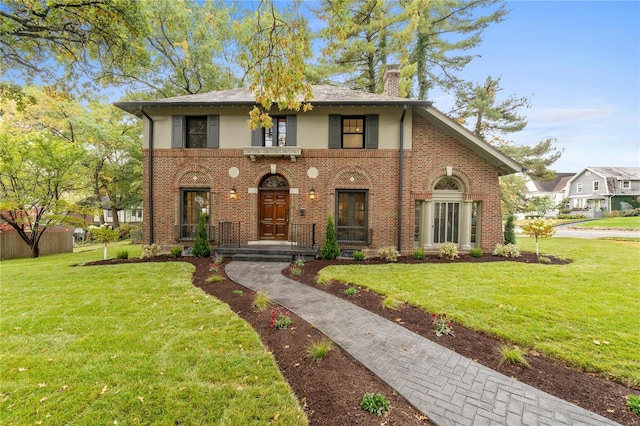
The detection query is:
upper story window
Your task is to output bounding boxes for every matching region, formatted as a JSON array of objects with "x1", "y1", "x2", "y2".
[
  {"x1": 342, "y1": 117, "x2": 365, "y2": 148},
  {"x1": 329, "y1": 114, "x2": 378, "y2": 149},
  {"x1": 593, "y1": 181, "x2": 599, "y2": 191},
  {"x1": 251, "y1": 115, "x2": 297, "y2": 147},
  {"x1": 172, "y1": 115, "x2": 219, "y2": 148},
  {"x1": 622, "y1": 180, "x2": 631, "y2": 189},
  {"x1": 576, "y1": 182, "x2": 583, "y2": 193},
  {"x1": 186, "y1": 117, "x2": 207, "y2": 148}
]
